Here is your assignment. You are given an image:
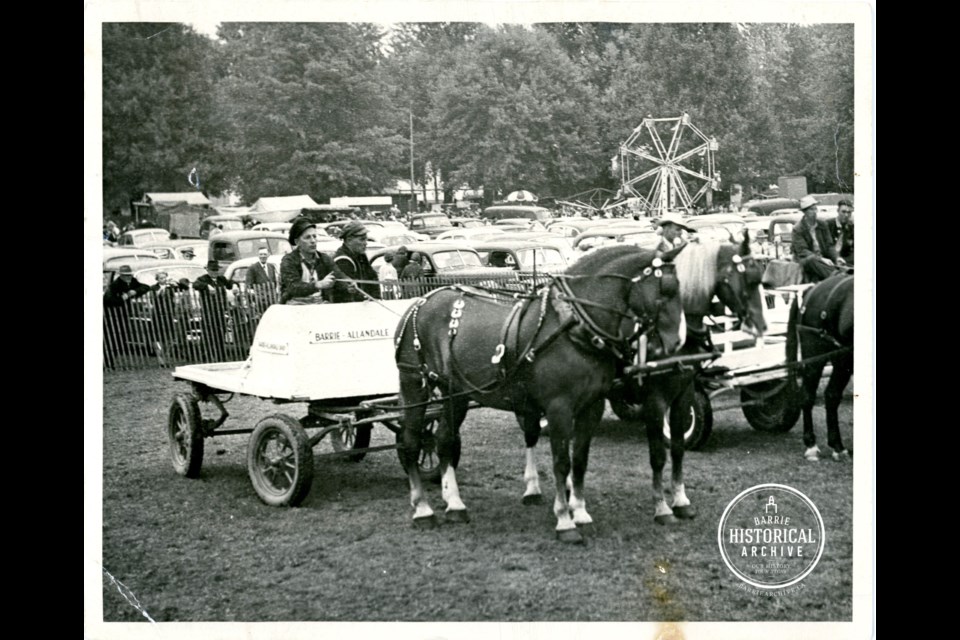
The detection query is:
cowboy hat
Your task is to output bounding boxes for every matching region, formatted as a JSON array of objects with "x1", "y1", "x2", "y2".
[{"x1": 655, "y1": 212, "x2": 693, "y2": 232}]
